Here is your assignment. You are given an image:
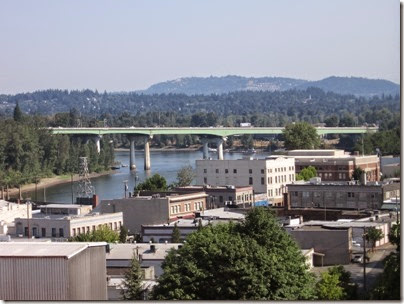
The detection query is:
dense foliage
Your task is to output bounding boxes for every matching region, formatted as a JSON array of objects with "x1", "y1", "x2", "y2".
[
  {"x1": 135, "y1": 174, "x2": 168, "y2": 191},
  {"x1": 370, "y1": 223, "x2": 400, "y2": 300},
  {"x1": 283, "y1": 122, "x2": 321, "y2": 149},
  {"x1": 171, "y1": 223, "x2": 181, "y2": 243},
  {"x1": 0, "y1": 117, "x2": 114, "y2": 188},
  {"x1": 365, "y1": 227, "x2": 384, "y2": 252},
  {"x1": 296, "y1": 166, "x2": 317, "y2": 181},
  {"x1": 152, "y1": 208, "x2": 316, "y2": 300},
  {"x1": 316, "y1": 266, "x2": 357, "y2": 300}
]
